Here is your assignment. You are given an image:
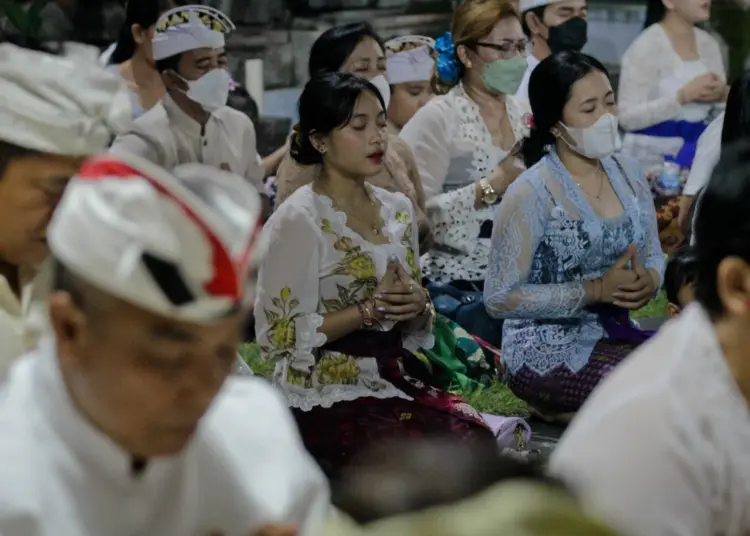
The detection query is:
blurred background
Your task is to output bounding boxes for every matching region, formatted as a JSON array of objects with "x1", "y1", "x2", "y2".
[{"x1": 2, "y1": 0, "x2": 747, "y2": 155}]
